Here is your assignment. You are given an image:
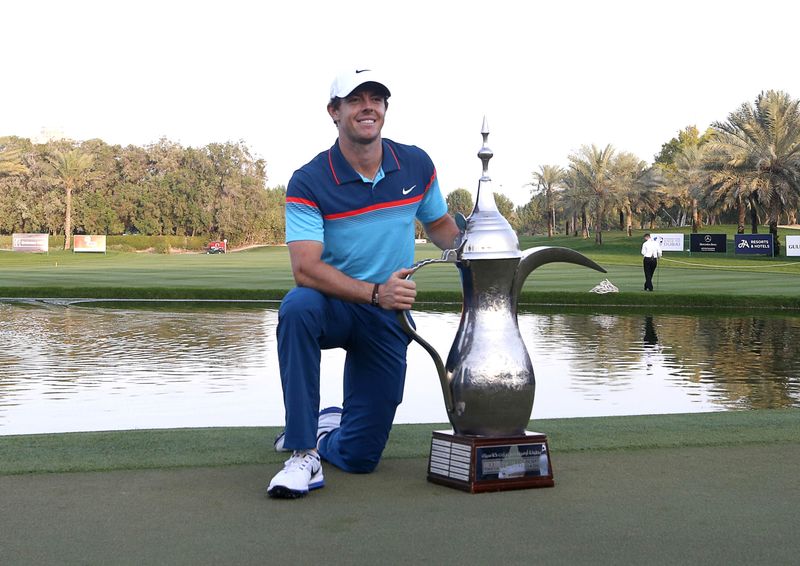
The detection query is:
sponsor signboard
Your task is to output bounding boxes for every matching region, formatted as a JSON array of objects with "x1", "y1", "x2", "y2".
[
  {"x1": 690, "y1": 233, "x2": 727, "y2": 253},
  {"x1": 12, "y1": 233, "x2": 49, "y2": 253},
  {"x1": 650, "y1": 233, "x2": 684, "y2": 252},
  {"x1": 734, "y1": 234, "x2": 773, "y2": 256},
  {"x1": 73, "y1": 235, "x2": 107, "y2": 253},
  {"x1": 786, "y1": 235, "x2": 800, "y2": 257}
]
